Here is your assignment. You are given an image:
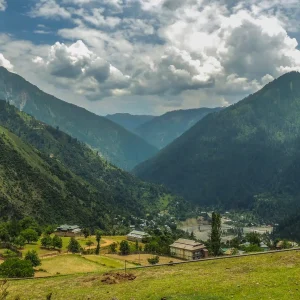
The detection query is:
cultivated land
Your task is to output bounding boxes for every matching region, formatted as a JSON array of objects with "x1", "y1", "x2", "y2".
[{"x1": 6, "y1": 251, "x2": 300, "y2": 299}]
